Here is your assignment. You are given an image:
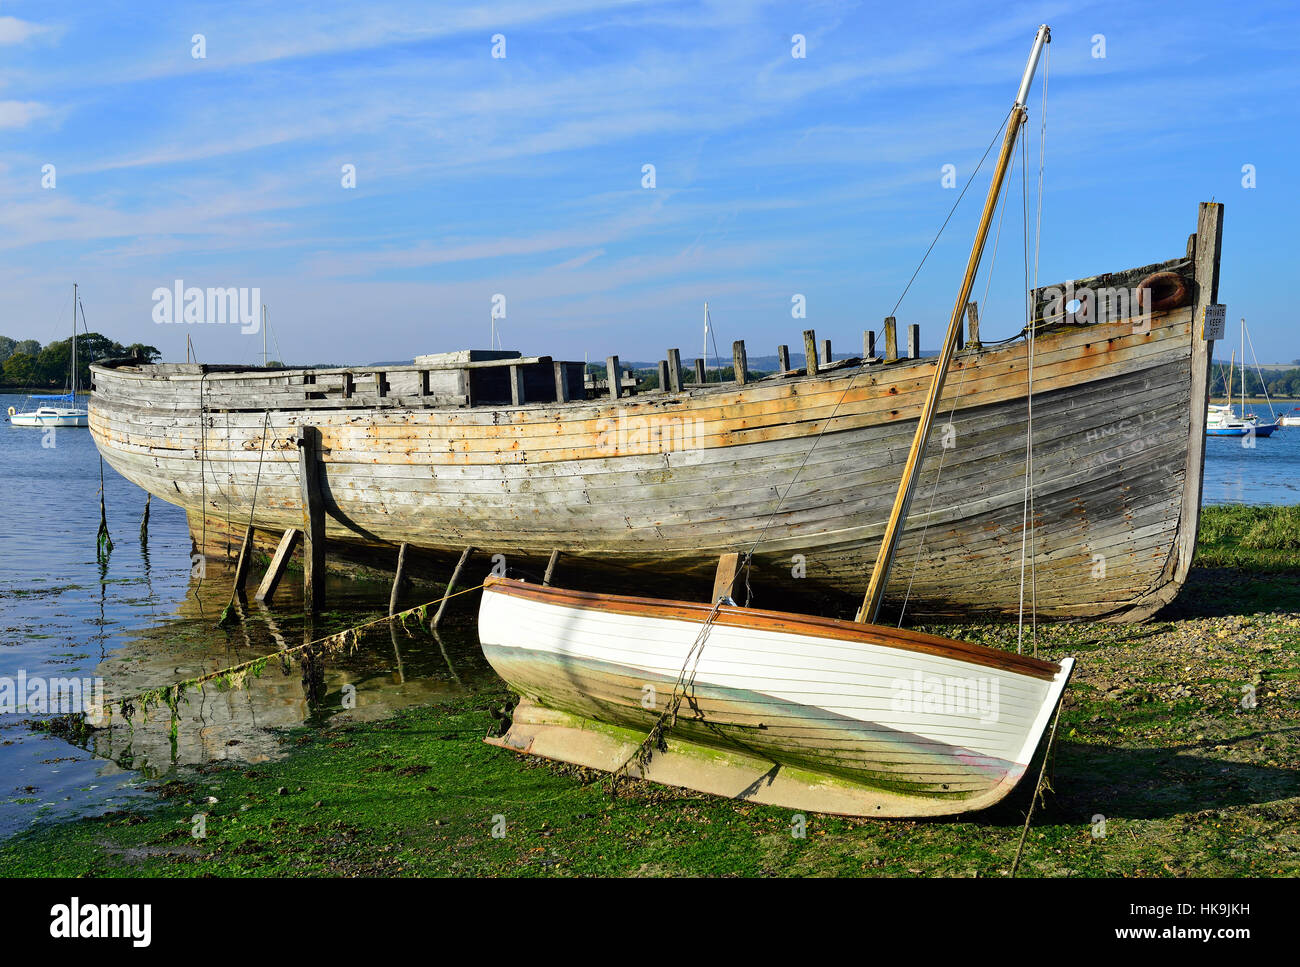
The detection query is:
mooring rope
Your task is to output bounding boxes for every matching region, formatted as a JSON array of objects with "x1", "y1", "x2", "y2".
[
  {"x1": 217, "y1": 410, "x2": 272, "y2": 627},
  {"x1": 1010, "y1": 692, "x2": 1062, "y2": 877},
  {"x1": 95, "y1": 456, "x2": 113, "y2": 560}
]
